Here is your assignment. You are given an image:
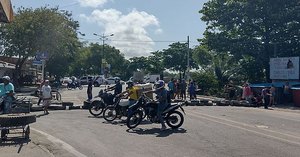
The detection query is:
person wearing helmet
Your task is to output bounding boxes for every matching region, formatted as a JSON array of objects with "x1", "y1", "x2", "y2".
[
  {"x1": 153, "y1": 80, "x2": 168, "y2": 130},
  {"x1": 107, "y1": 77, "x2": 123, "y2": 96},
  {"x1": 0, "y1": 76, "x2": 15, "y2": 114}
]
